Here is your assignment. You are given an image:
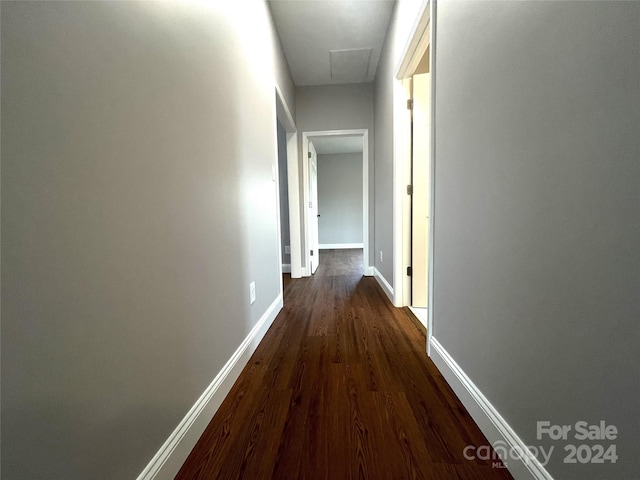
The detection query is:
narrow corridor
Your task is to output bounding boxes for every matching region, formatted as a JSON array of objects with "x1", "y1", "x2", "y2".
[{"x1": 176, "y1": 249, "x2": 513, "y2": 480}]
